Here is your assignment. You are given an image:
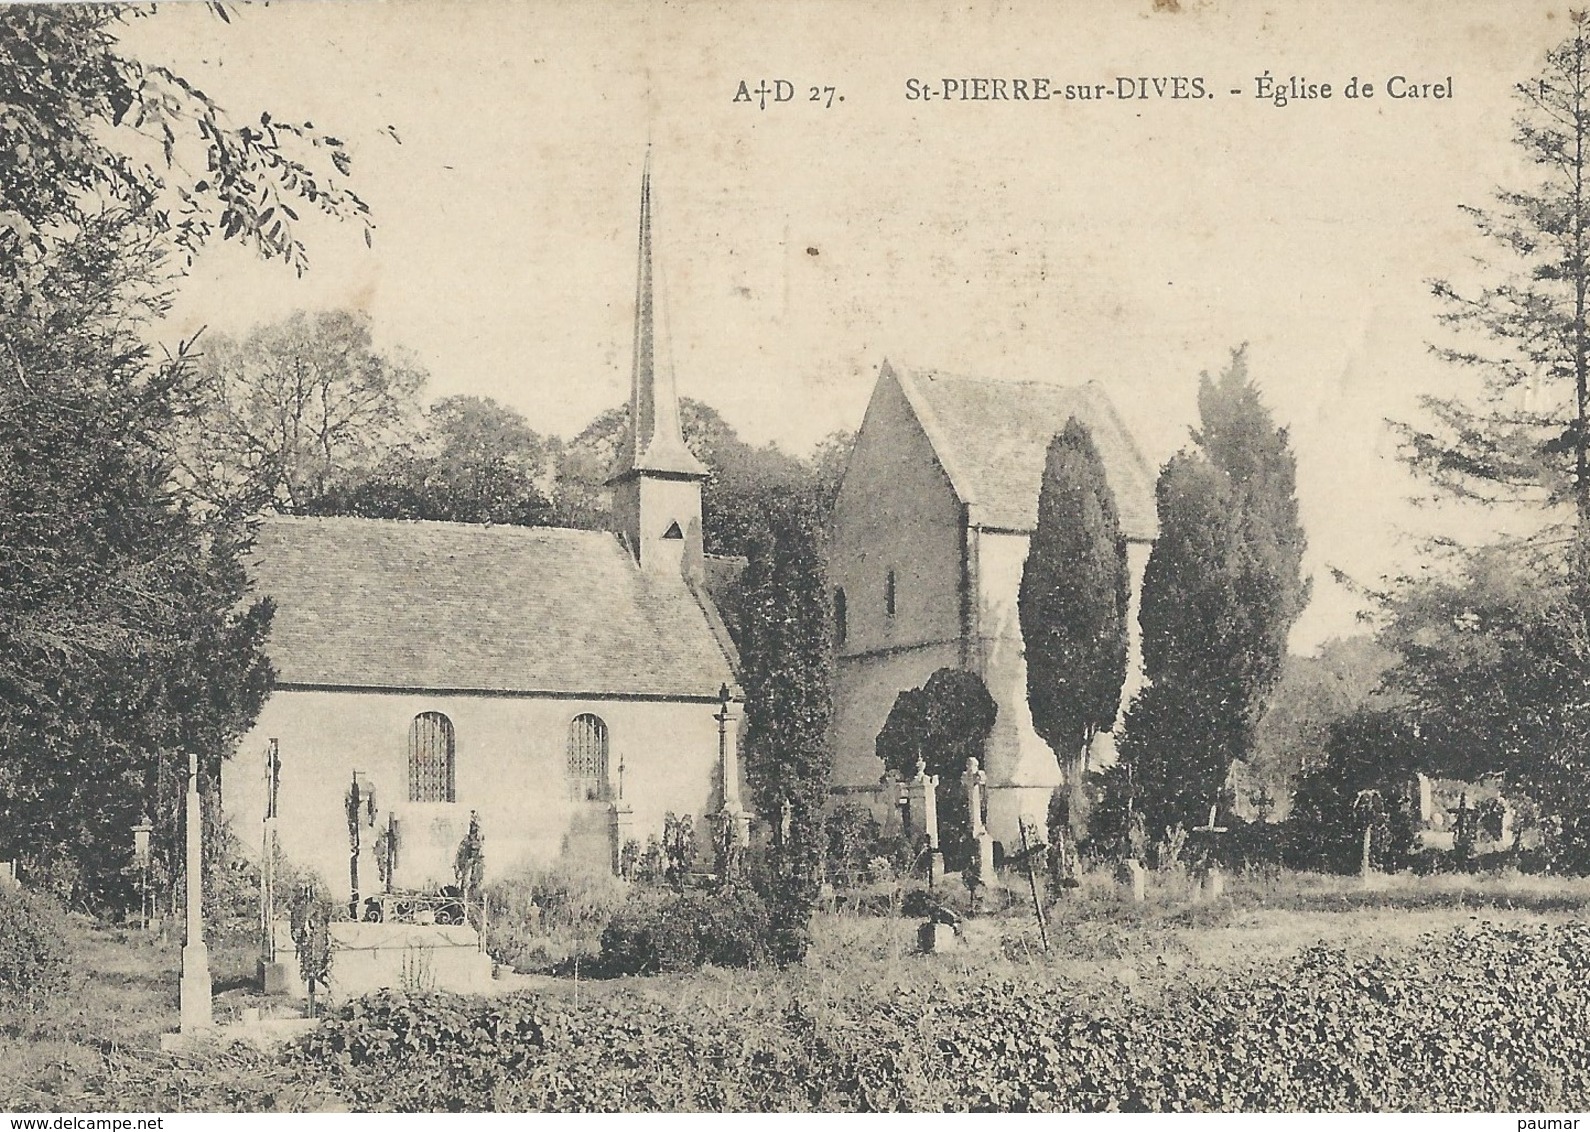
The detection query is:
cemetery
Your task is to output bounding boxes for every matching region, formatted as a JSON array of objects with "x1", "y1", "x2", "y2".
[{"x1": 7, "y1": 1, "x2": 1590, "y2": 1115}]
